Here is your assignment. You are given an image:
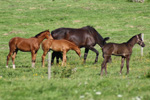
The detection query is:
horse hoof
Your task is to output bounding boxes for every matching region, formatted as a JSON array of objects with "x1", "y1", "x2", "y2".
[{"x1": 13, "y1": 64, "x2": 16, "y2": 69}]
